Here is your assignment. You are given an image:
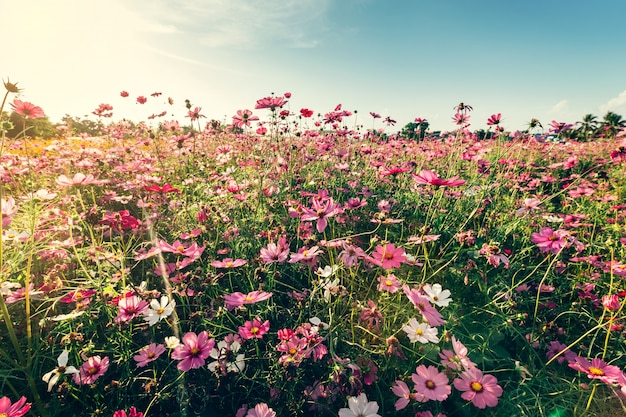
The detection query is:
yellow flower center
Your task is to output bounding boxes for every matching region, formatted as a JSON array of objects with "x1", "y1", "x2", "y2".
[
  {"x1": 88, "y1": 366, "x2": 98, "y2": 375},
  {"x1": 190, "y1": 347, "x2": 200, "y2": 355},
  {"x1": 385, "y1": 280, "x2": 393, "y2": 286},
  {"x1": 588, "y1": 366, "x2": 604, "y2": 376},
  {"x1": 415, "y1": 329, "x2": 423, "y2": 335},
  {"x1": 251, "y1": 327, "x2": 259, "y2": 334},
  {"x1": 288, "y1": 348, "x2": 297, "y2": 355},
  {"x1": 471, "y1": 381, "x2": 483, "y2": 392},
  {"x1": 157, "y1": 307, "x2": 165, "y2": 314},
  {"x1": 425, "y1": 380, "x2": 435, "y2": 389}
]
